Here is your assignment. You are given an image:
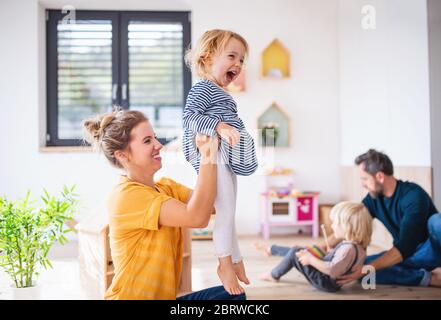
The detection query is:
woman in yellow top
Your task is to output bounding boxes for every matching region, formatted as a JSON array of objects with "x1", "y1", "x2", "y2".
[{"x1": 83, "y1": 108, "x2": 245, "y2": 300}]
